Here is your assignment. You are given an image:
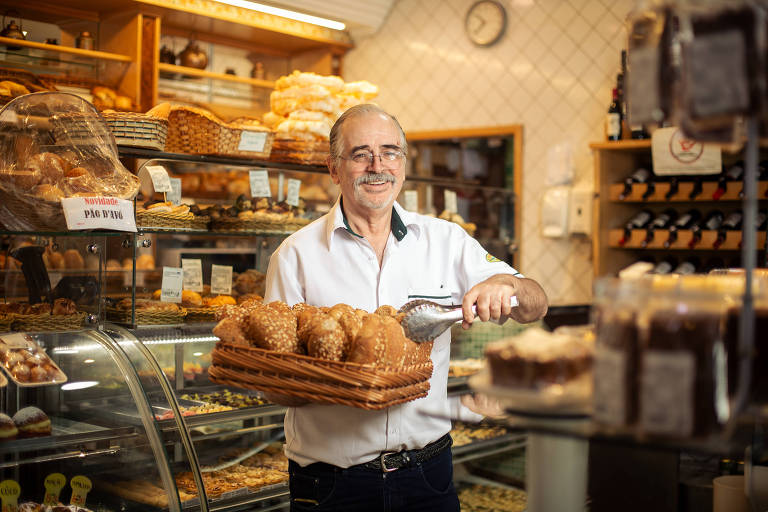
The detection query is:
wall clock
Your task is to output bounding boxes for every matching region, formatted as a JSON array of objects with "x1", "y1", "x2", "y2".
[{"x1": 465, "y1": 0, "x2": 507, "y2": 47}]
